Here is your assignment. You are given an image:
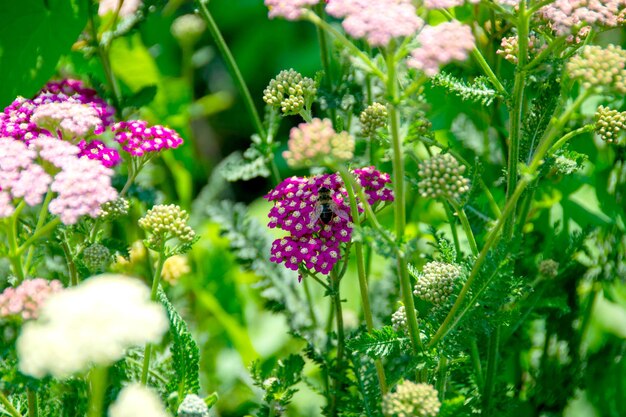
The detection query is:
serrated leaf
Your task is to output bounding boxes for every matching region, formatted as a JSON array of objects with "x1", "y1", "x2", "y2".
[{"x1": 347, "y1": 326, "x2": 410, "y2": 359}]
